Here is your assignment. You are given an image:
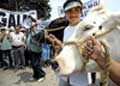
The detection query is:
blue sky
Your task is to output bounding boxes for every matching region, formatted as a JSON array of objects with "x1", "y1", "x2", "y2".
[{"x1": 49, "y1": 0, "x2": 120, "y2": 20}]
